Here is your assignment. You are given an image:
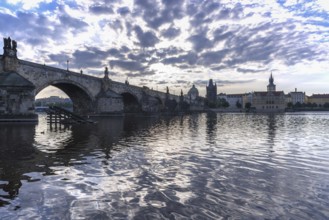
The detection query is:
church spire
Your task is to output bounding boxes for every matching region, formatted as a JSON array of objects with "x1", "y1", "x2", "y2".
[
  {"x1": 269, "y1": 72, "x2": 274, "y2": 85},
  {"x1": 267, "y1": 72, "x2": 276, "y2": 92}
]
